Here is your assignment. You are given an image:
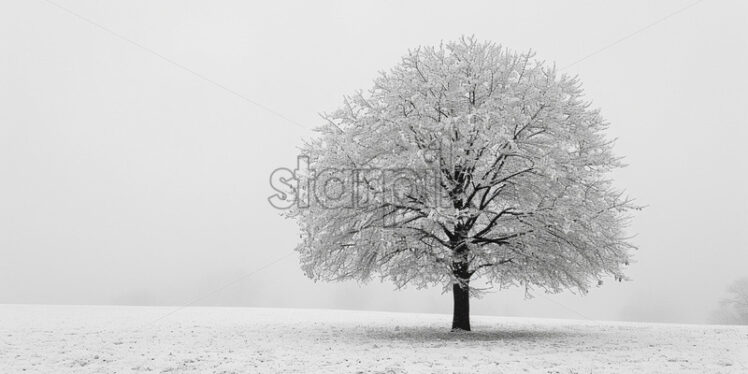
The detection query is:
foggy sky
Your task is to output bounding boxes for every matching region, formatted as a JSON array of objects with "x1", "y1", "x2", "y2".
[{"x1": 1, "y1": 0, "x2": 747, "y2": 324}]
